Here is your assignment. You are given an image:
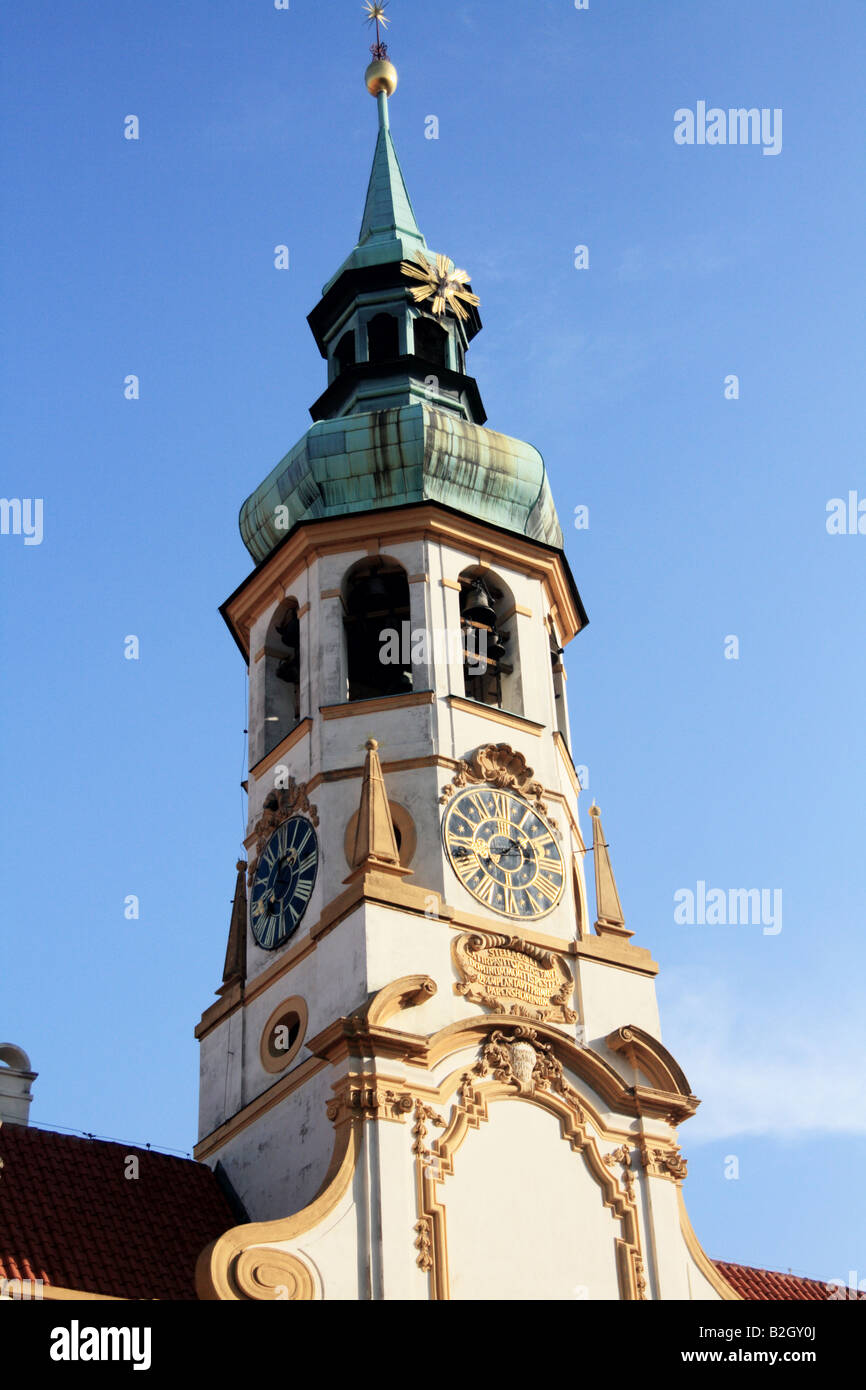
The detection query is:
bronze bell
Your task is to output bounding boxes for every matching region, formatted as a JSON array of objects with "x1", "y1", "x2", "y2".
[
  {"x1": 461, "y1": 578, "x2": 496, "y2": 629},
  {"x1": 276, "y1": 612, "x2": 299, "y2": 647},
  {"x1": 276, "y1": 651, "x2": 299, "y2": 684},
  {"x1": 486, "y1": 629, "x2": 507, "y2": 663},
  {"x1": 349, "y1": 572, "x2": 390, "y2": 615},
  {"x1": 388, "y1": 669, "x2": 414, "y2": 694}
]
